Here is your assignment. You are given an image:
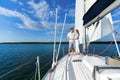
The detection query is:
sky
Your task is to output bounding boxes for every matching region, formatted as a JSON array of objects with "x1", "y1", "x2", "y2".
[{"x1": 0, "y1": 0, "x2": 119, "y2": 42}]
